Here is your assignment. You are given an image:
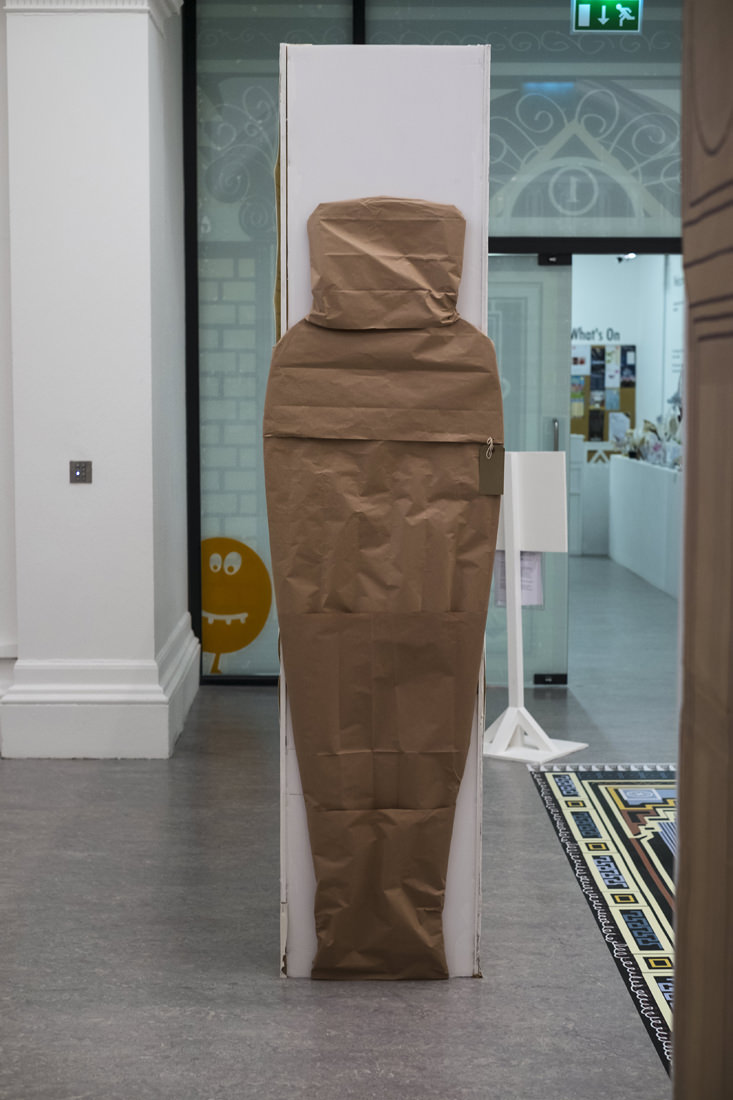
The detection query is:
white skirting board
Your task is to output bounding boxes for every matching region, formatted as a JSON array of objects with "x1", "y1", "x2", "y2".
[{"x1": 0, "y1": 614, "x2": 200, "y2": 758}]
